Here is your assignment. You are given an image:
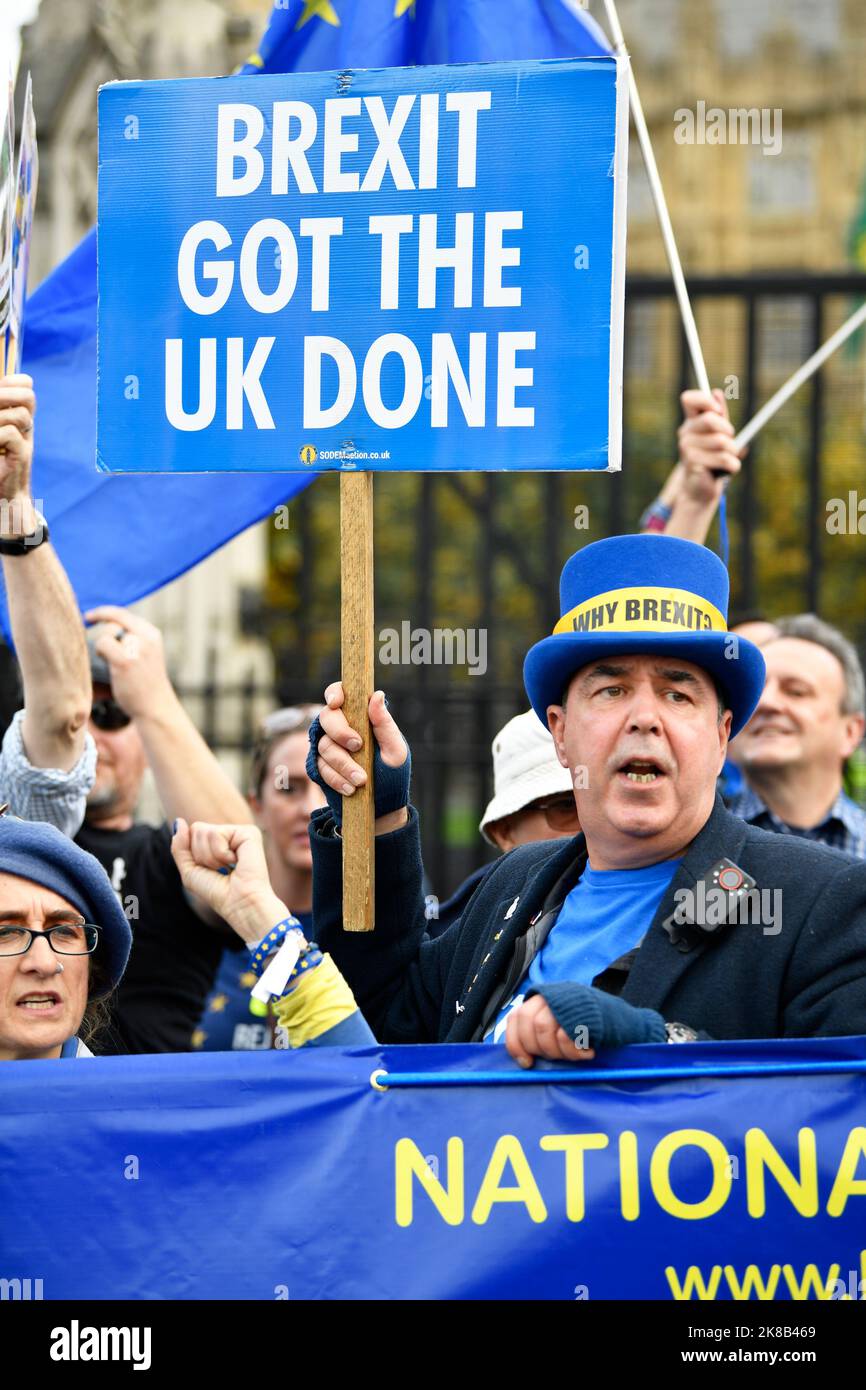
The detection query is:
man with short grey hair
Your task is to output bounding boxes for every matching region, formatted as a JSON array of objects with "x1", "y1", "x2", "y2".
[{"x1": 728, "y1": 614, "x2": 866, "y2": 857}]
